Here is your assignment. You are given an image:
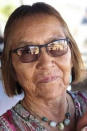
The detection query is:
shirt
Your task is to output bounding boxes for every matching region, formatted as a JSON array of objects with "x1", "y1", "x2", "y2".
[{"x1": 0, "y1": 91, "x2": 87, "y2": 131}]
